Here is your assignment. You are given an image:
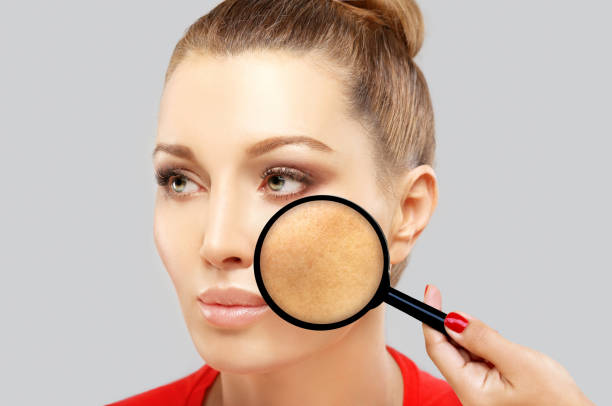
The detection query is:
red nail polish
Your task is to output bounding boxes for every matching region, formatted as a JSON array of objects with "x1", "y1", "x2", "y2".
[
  {"x1": 424, "y1": 284, "x2": 430, "y2": 296},
  {"x1": 444, "y1": 312, "x2": 469, "y2": 333}
]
